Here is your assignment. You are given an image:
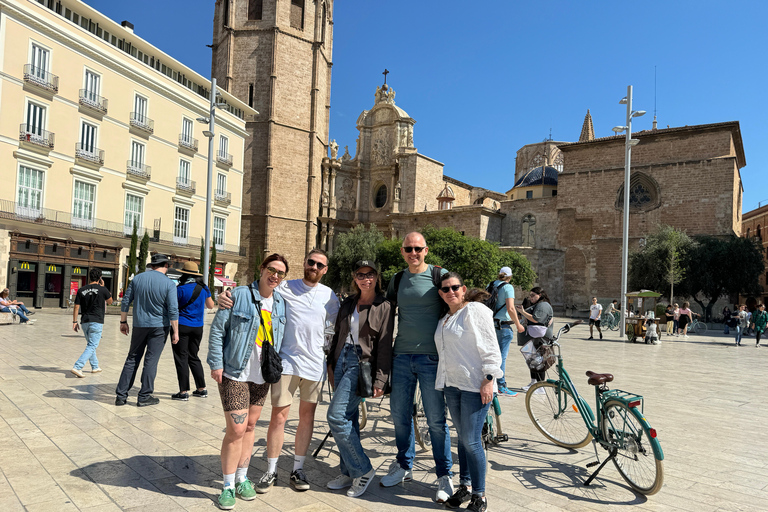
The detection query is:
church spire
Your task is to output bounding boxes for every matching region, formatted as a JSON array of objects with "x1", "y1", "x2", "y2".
[{"x1": 579, "y1": 109, "x2": 595, "y2": 142}]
